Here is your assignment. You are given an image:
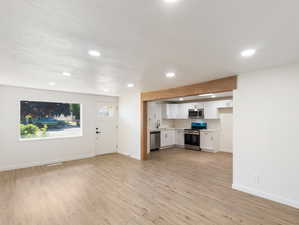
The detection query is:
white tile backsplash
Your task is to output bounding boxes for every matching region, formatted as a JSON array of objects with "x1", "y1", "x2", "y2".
[
  {"x1": 161, "y1": 119, "x2": 175, "y2": 128},
  {"x1": 173, "y1": 119, "x2": 191, "y2": 128},
  {"x1": 204, "y1": 120, "x2": 221, "y2": 129},
  {"x1": 173, "y1": 119, "x2": 220, "y2": 129}
]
